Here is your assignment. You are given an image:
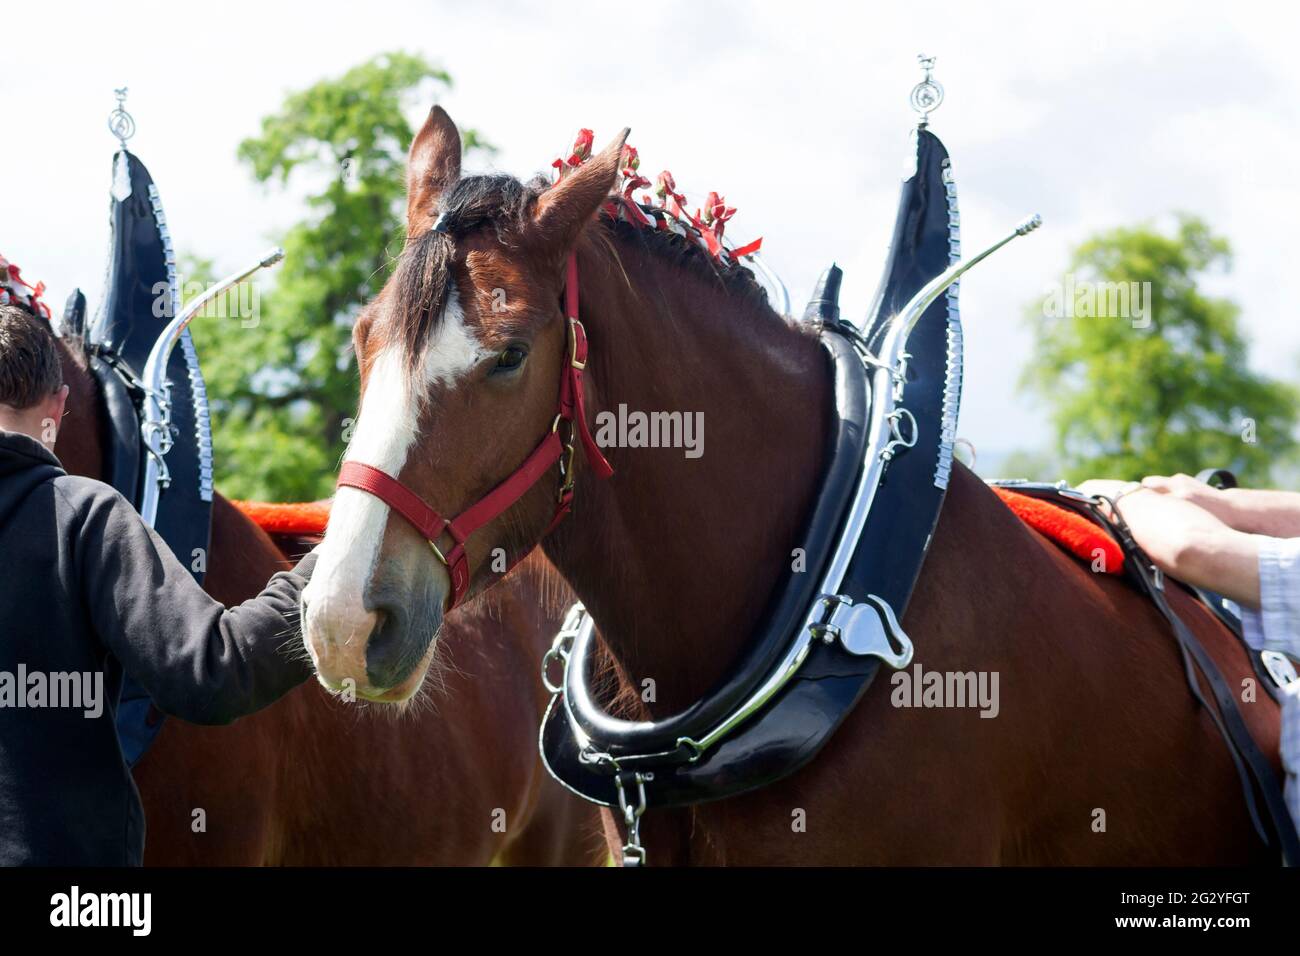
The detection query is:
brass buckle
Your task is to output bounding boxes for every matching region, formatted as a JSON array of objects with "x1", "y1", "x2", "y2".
[{"x1": 568, "y1": 318, "x2": 586, "y2": 370}]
